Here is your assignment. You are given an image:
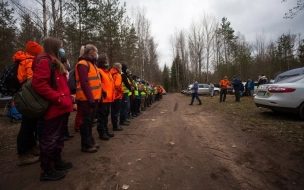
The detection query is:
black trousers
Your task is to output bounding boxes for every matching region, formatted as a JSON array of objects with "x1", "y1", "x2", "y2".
[
  {"x1": 17, "y1": 116, "x2": 38, "y2": 154},
  {"x1": 111, "y1": 99, "x2": 121, "y2": 129},
  {"x1": 220, "y1": 88, "x2": 227, "y2": 102},
  {"x1": 78, "y1": 101, "x2": 97, "y2": 149},
  {"x1": 97, "y1": 102, "x2": 111, "y2": 134}
]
